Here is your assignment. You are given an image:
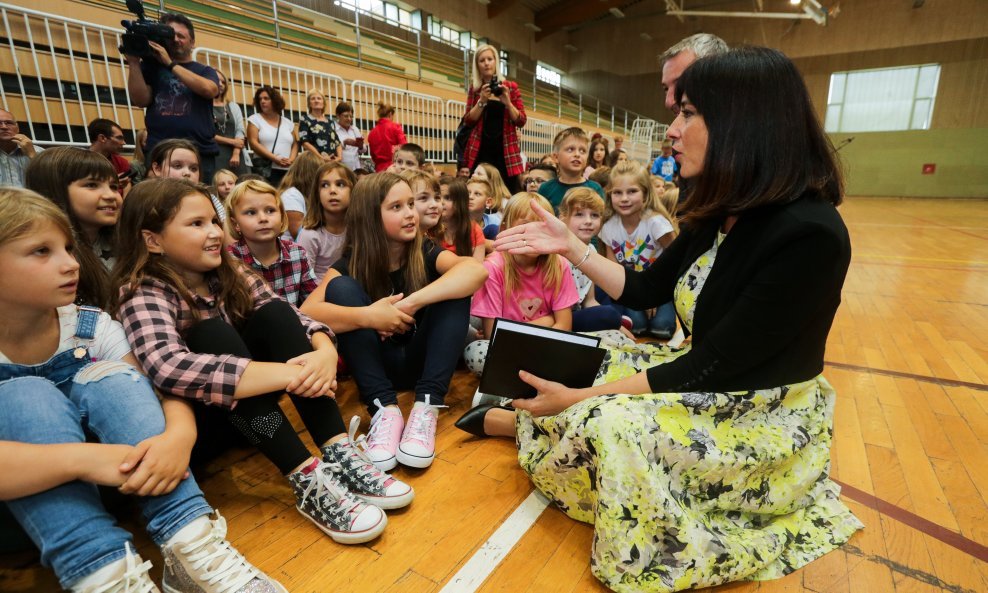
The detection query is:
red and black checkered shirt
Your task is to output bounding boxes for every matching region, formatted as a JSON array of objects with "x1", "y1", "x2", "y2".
[
  {"x1": 118, "y1": 270, "x2": 331, "y2": 408},
  {"x1": 227, "y1": 237, "x2": 318, "y2": 307},
  {"x1": 463, "y1": 80, "x2": 528, "y2": 177}
]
